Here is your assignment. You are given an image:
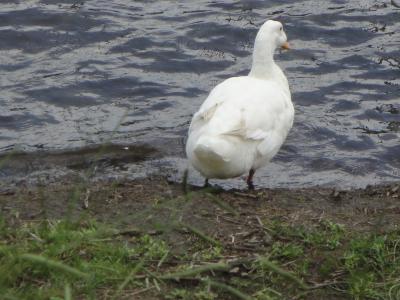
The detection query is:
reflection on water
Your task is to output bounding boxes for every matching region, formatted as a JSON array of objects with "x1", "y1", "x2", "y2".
[{"x1": 0, "y1": 0, "x2": 399, "y2": 188}]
